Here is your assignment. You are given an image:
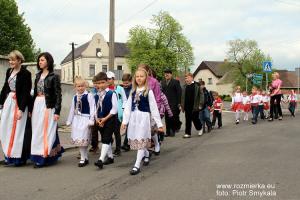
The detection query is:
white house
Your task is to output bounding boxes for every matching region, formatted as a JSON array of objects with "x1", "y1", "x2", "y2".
[
  {"x1": 193, "y1": 61, "x2": 234, "y2": 95},
  {"x1": 60, "y1": 33, "x2": 130, "y2": 83}
]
